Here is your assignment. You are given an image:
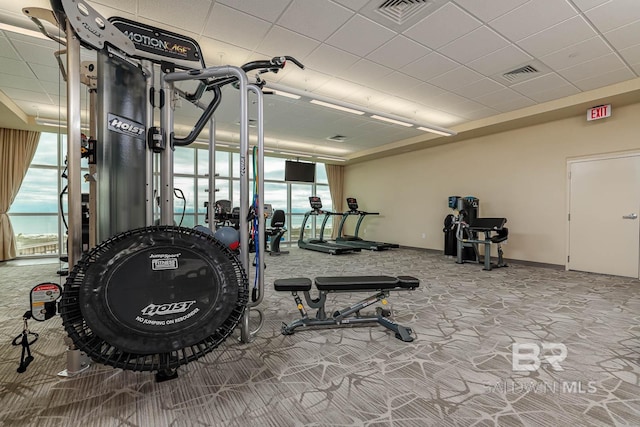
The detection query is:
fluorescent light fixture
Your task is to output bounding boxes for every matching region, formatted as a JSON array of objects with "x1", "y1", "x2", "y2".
[
  {"x1": 271, "y1": 89, "x2": 301, "y2": 100},
  {"x1": 371, "y1": 115, "x2": 413, "y2": 127},
  {"x1": 315, "y1": 156, "x2": 346, "y2": 162},
  {"x1": 268, "y1": 83, "x2": 457, "y2": 136},
  {"x1": 310, "y1": 99, "x2": 365, "y2": 115},
  {"x1": 279, "y1": 151, "x2": 312, "y2": 158},
  {"x1": 417, "y1": 127, "x2": 454, "y2": 136},
  {"x1": 0, "y1": 23, "x2": 50, "y2": 41},
  {"x1": 36, "y1": 118, "x2": 65, "y2": 127}
]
